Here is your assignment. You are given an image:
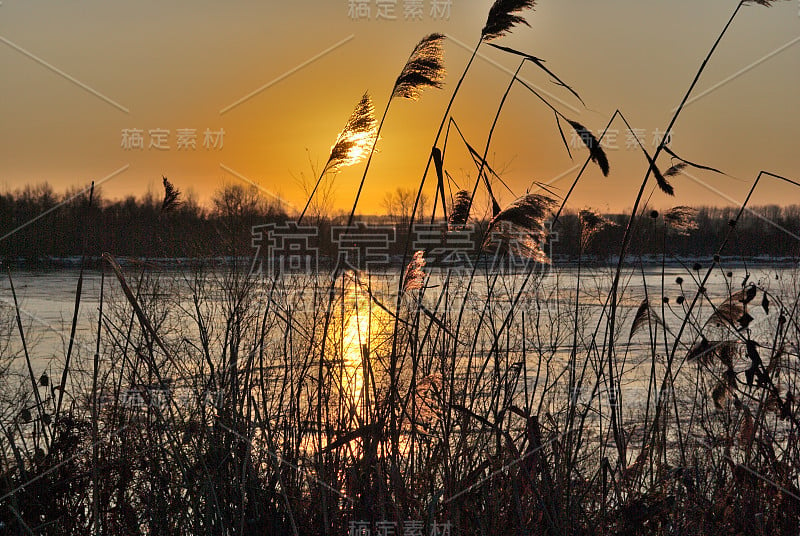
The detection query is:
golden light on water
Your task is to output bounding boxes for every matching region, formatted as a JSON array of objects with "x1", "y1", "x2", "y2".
[
  {"x1": 340, "y1": 287, "x2": 371, "y2": 405},
  {"x1": 335, "y1": 274, "x2": 392, "y2": 421}
]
